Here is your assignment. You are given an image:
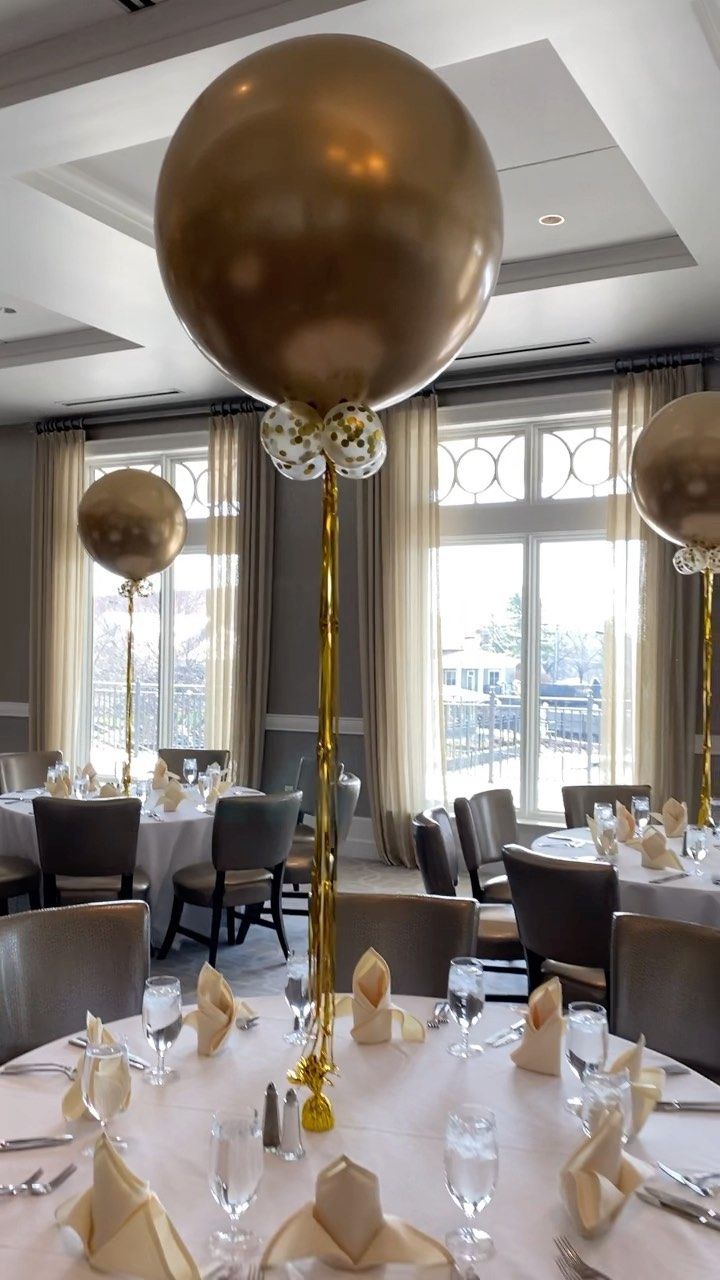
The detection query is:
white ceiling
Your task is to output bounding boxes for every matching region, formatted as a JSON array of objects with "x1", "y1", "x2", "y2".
[{"x1": 0, "y1": 0, "x2": 718, "y2": 422}]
